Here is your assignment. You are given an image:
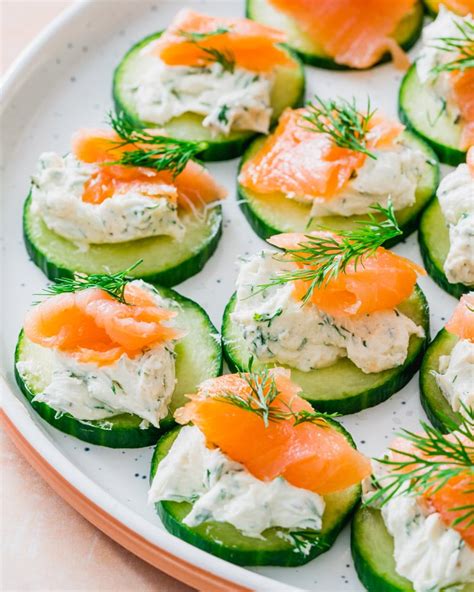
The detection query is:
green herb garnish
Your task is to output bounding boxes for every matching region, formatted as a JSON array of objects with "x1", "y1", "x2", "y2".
[
  {"x1": 365, "y1": 407, "x2": 474, "y2": 529},
  {"x1": 178, "y1": 26, "x2": 230, "y2": 42},
  {"x1": 217, "y1": 104, "x2": 230, "y2": 125},
  {"x1": 177, "y1": 27, "x2": 236, "y2": 73},
  {"x1": 37, "y1": 260, "x2": 143, "y2": 304},
  {"x1": 302, "y1": 95, "x2": 377, "y2": 159},
  {"x1": 253, "y1": 308, "x2": 283, "y2": 325},
  {"x1": 108, "y1": 111, "x2": 207, "y2": 177},
  {"x1": 284, "y1": 530, "x2": 330, "y2": 555},
  {"x1": 258, "y1": 201, "x2": 402, "y2": 305},
  {"x1": 430, "y1": 20, "x2": 474, "y2": 75},
  {"x1": 197, "y1": 45, "x2": 236, "y2": 73},
  {"x1": 213, "y1": 360, "x2": 339, "y2": 428}
]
